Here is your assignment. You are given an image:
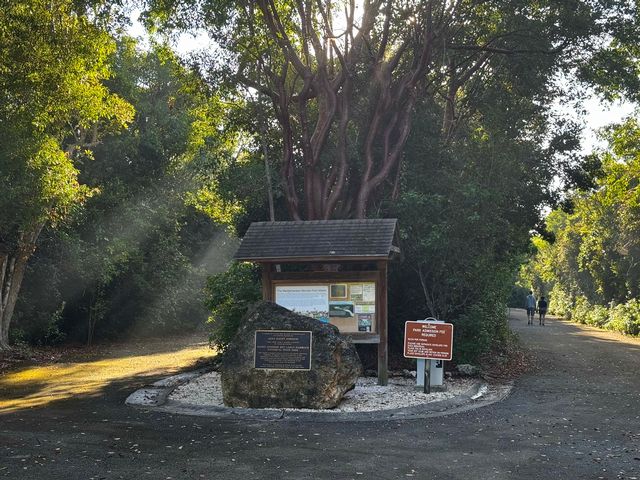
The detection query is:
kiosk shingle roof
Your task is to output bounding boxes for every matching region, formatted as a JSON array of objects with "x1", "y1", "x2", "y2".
[{"x1": 234, "y1": 219, "x2": 397, "y2": 262}]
